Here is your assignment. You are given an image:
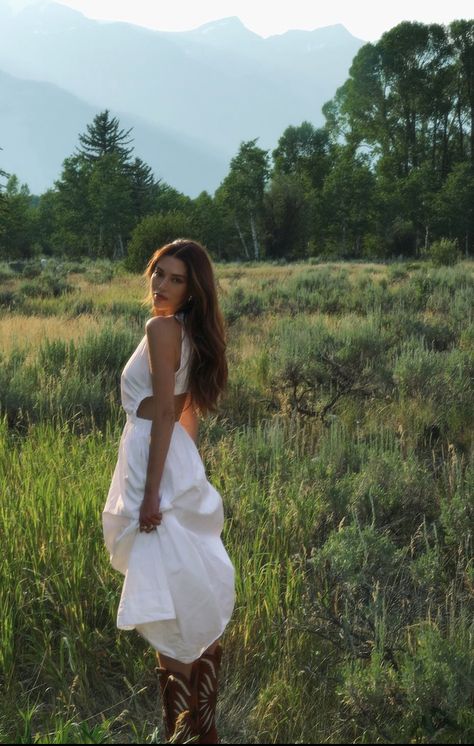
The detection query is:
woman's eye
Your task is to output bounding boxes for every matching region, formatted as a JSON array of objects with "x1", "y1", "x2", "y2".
[{"x1": 153, "y1": 270, "x2": 181, "y2": 283}]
